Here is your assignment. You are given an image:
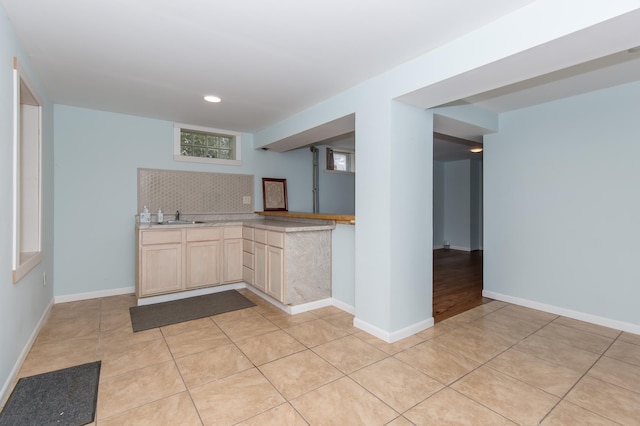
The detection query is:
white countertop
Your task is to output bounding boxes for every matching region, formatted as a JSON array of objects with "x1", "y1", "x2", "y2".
[{"x1": 137, "y1": 218, "x2": 334, "y2": 232}]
